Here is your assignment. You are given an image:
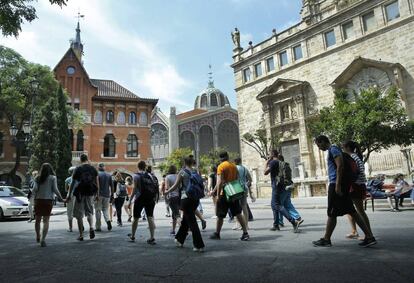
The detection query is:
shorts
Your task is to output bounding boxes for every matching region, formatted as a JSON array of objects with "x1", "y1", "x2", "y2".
[
  {"x1": 133, "y1": 197, "x2": 155, "y2": 219},
  {"x1": 216, "y1": 195, "x2": 242, "y2": 218},
  {"x1": 168, "y1": 196, "x2": 181, "y2": 220},
  {"x1": 350, "y1": 183, "x2": 367, "y2": 199},
  {"x1": 327, "y1": 183, "x2": 356, "y2": 217},
  {"x1": 73, "y1": 195, "x2": 94, "y2": 219},
  {"x1": 34, "y1": 199, "x2": 53, "y2": 216}
]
